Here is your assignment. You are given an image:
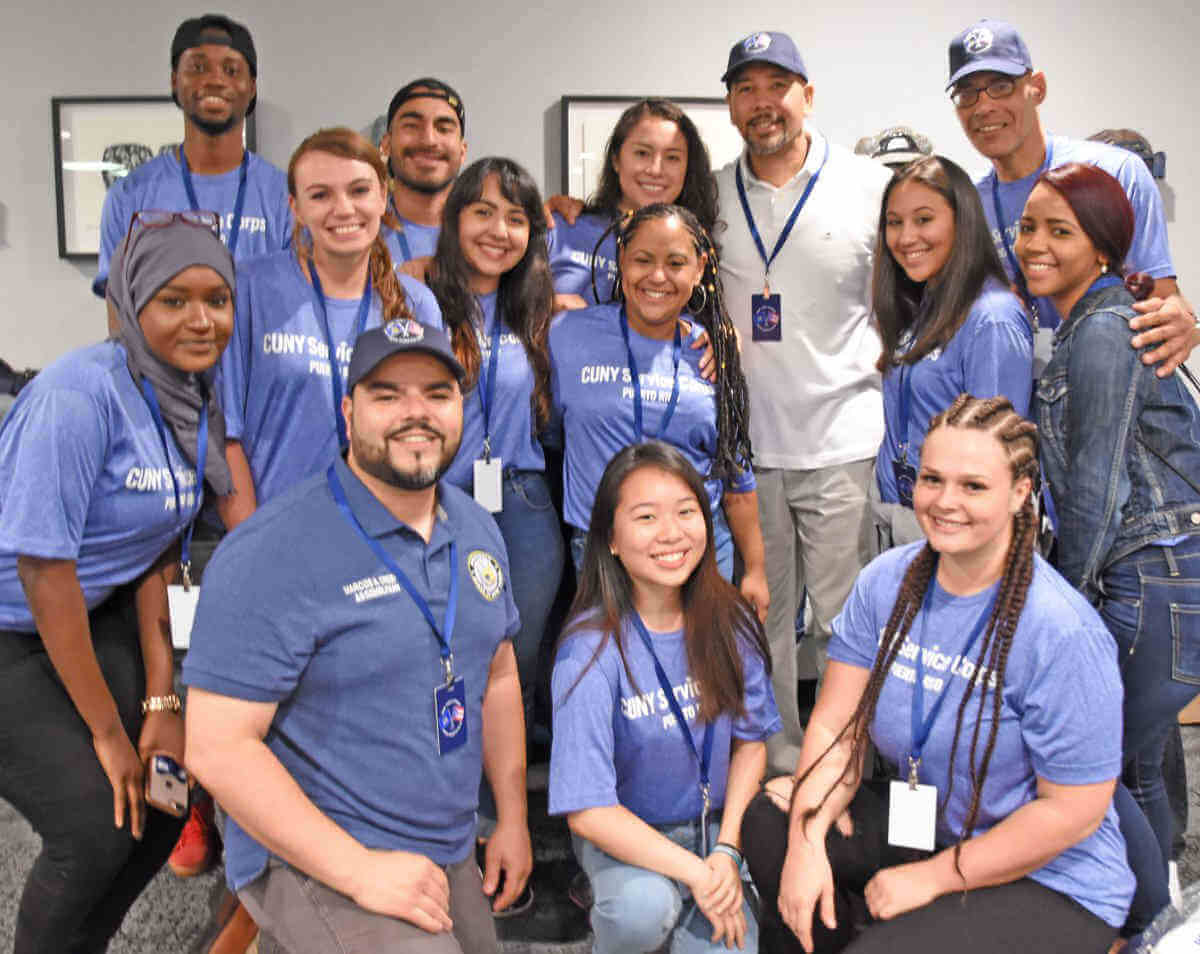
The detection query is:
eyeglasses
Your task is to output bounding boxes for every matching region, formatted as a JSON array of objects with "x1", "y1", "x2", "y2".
[
  {"x1": 126, "y1": 209, "x2": 222, "y2": 243},
  {"x1": 950, "y1": 76, "x2": 1018, "y2": 109}
]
